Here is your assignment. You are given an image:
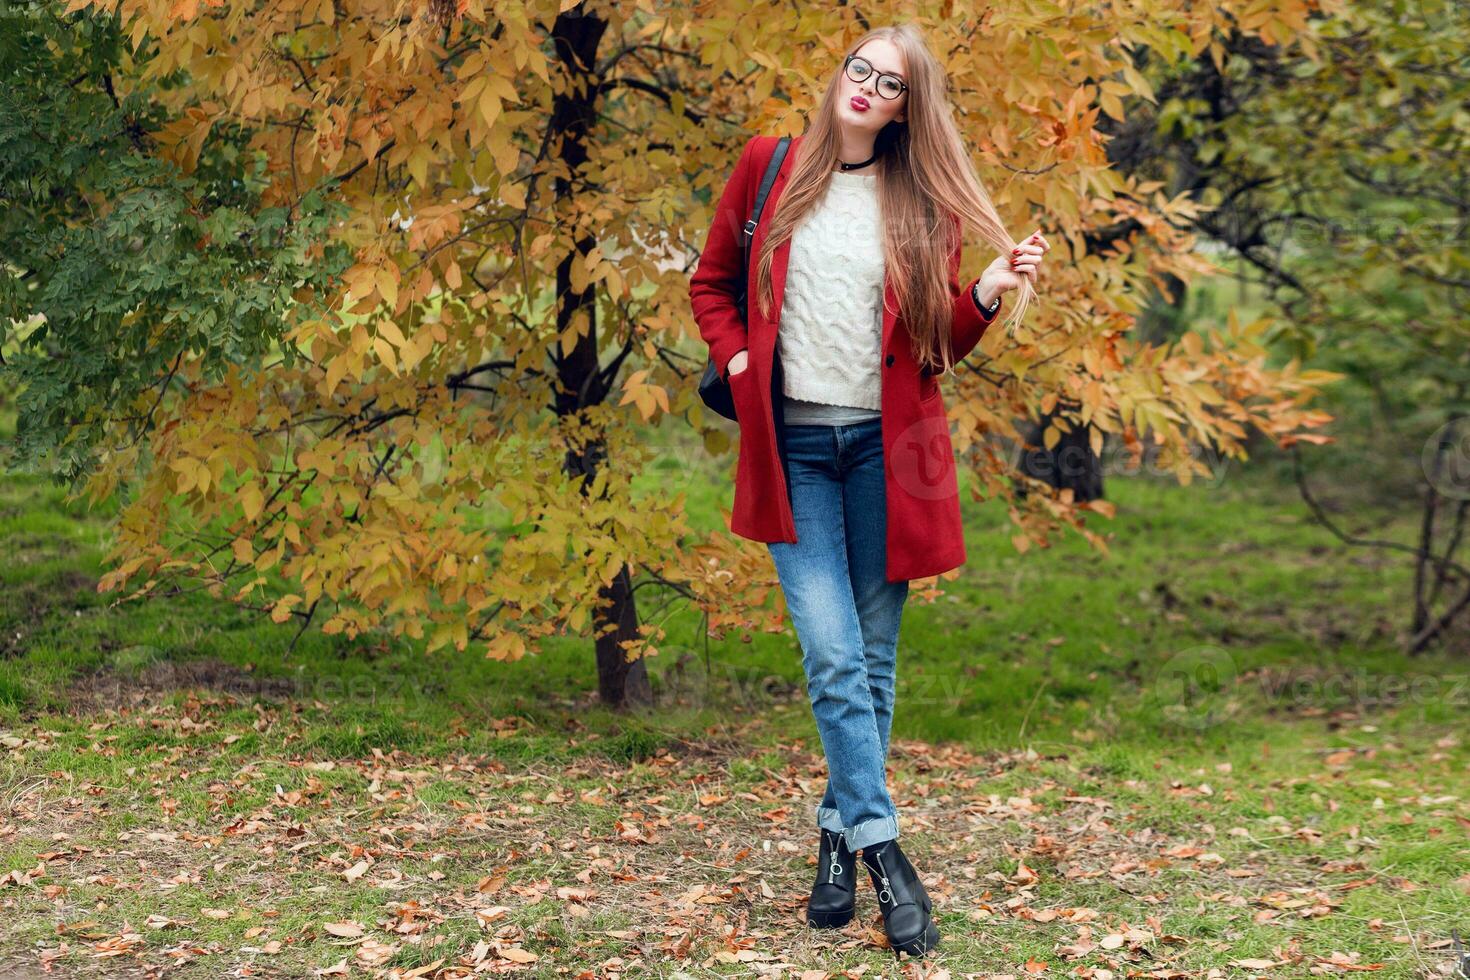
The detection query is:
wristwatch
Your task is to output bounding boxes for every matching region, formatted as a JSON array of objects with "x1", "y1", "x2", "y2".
[{"x1": 971, "y1": 281, "x2": 1001, "y2": 319}]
